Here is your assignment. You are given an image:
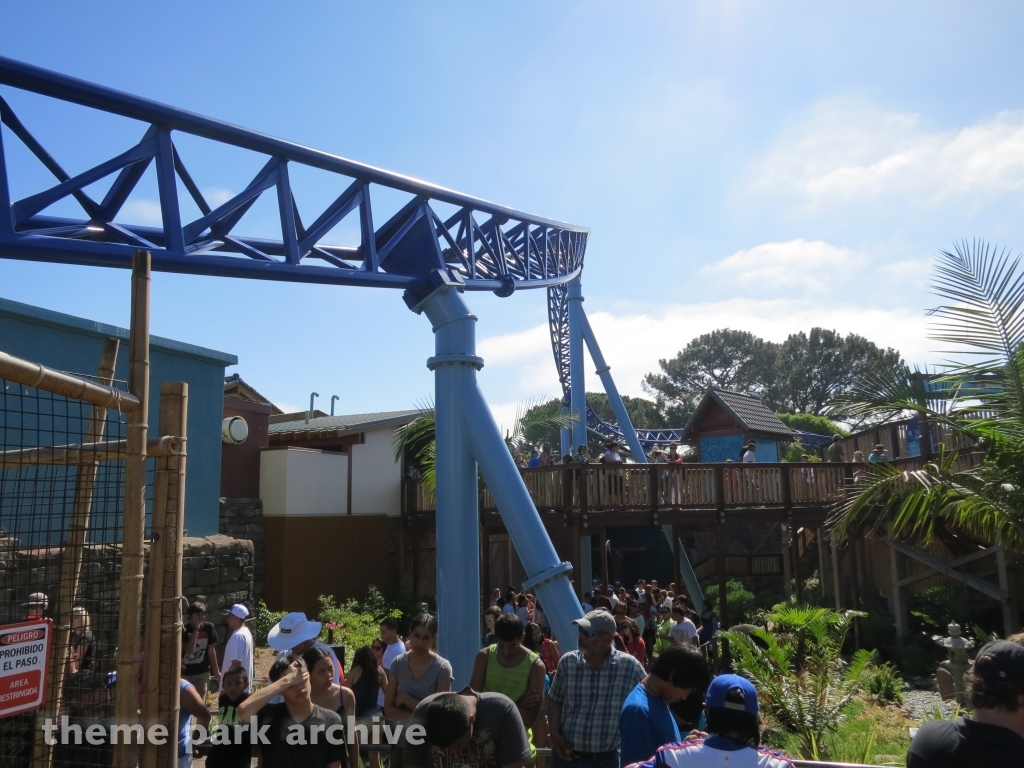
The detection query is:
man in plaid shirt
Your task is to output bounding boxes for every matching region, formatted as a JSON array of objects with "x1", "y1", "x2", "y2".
[{"x1": 548, "y1": 610, "x2": 645, "y2": 768}]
